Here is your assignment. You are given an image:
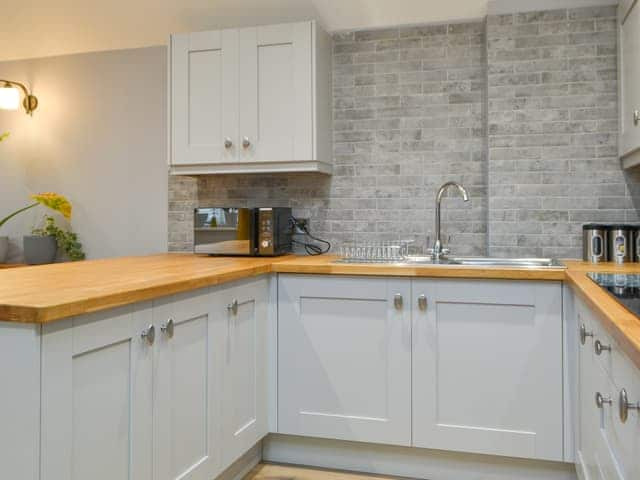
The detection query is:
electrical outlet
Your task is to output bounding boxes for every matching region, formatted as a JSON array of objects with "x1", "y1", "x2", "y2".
[{"x1": 293, "y1": 218, "x2": 309, "y2": 234}]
